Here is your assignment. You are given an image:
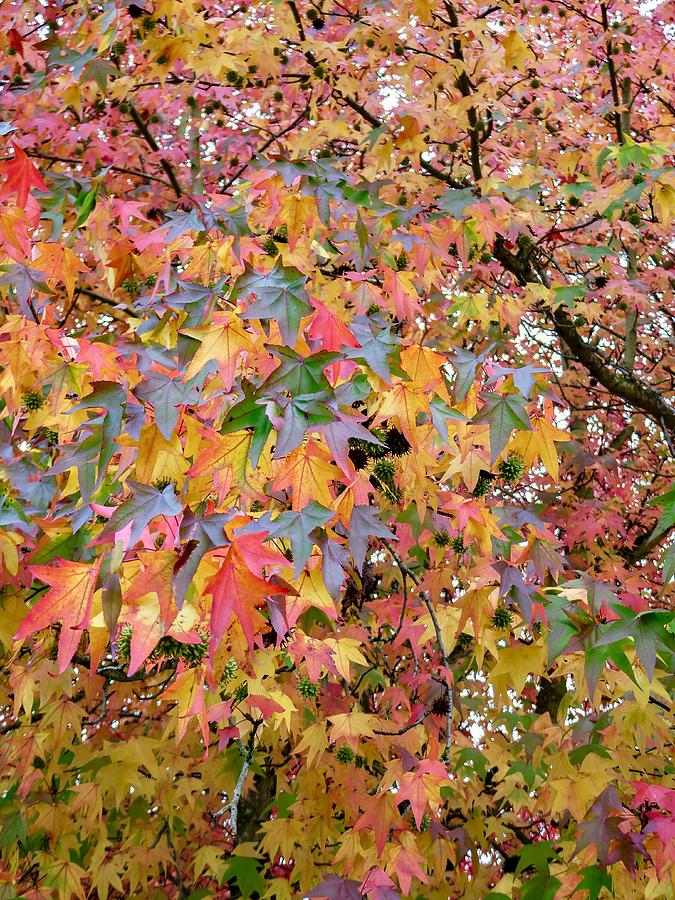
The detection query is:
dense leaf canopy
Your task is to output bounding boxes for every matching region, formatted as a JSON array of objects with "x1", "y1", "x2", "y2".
[{"x1": 0, "y1": 0, "x2": 673, "y2": 897}]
